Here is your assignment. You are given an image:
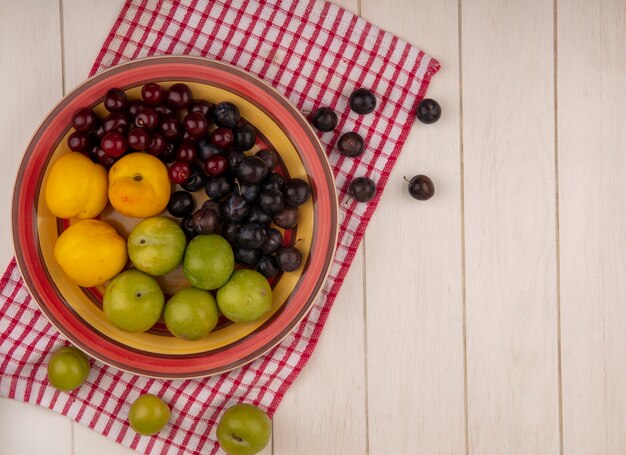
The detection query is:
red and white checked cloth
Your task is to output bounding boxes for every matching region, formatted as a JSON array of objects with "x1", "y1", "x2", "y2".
[{"x1": 0, "y1": 1, "x2": 439, "y2": 453}]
